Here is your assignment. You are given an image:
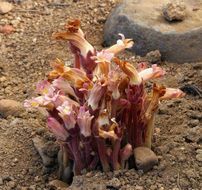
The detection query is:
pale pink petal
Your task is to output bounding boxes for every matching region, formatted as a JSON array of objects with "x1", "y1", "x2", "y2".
[
  {"x1": 160, "y1": 88, "x2": 185, "y2": 100},
  {"x1": 77, "y1": 106, "x2": 94, "y2": 137},
  {"x1": 47, "y1": 117, "x2": 69, "y2": 141}
]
